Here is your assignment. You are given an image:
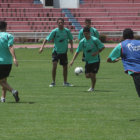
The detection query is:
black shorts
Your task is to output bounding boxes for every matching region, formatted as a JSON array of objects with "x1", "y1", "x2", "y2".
[
  {"x1": 52, "y1": 51, "x2": 68, "y2": 66},
  {"x1": 85, "y1": 62, "x2": 100, "y2": 74},
  {"x1": 0, "y1": 64, "x2": 12, "y2": 80}
]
